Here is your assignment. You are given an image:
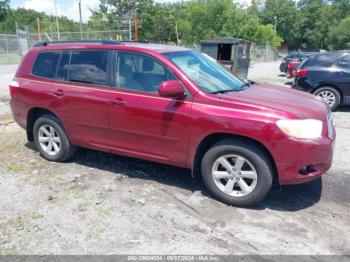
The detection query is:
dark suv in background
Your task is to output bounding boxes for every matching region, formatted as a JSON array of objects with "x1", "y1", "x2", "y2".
[
  {"x1": 279, "y1": 52, "x2": 318, "y2": 74},
  {"x1": 293, "y1": 51, "x2": 350, "y2": 110}
]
